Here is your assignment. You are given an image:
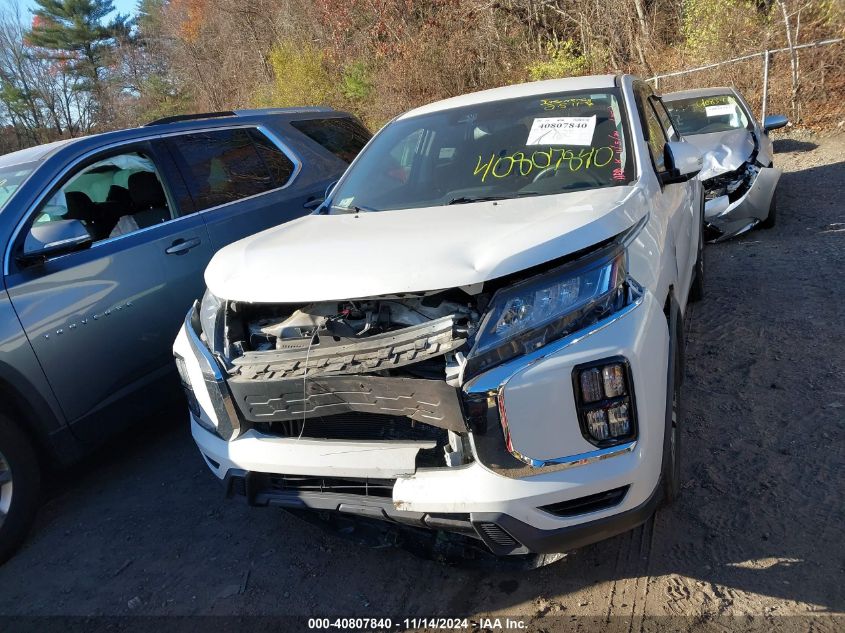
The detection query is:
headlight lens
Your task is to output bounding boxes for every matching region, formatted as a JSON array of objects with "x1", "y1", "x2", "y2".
[
  {"x1": 199, "y1": 289, "x2": 224, "y2": 352},
  {"x1": 466, "y1": 245, "x2": 628, "y2": 376}
]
